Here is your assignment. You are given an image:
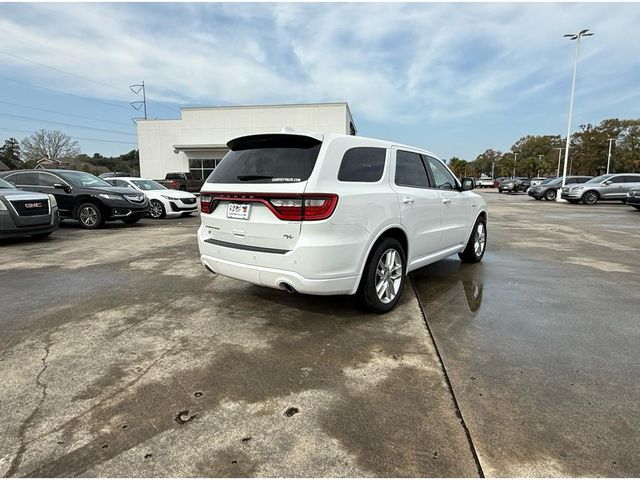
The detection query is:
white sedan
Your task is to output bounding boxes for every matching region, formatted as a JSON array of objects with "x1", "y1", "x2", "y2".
[{"x1": 105, "y1": 177, "x2": 198, "y2": 219}]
